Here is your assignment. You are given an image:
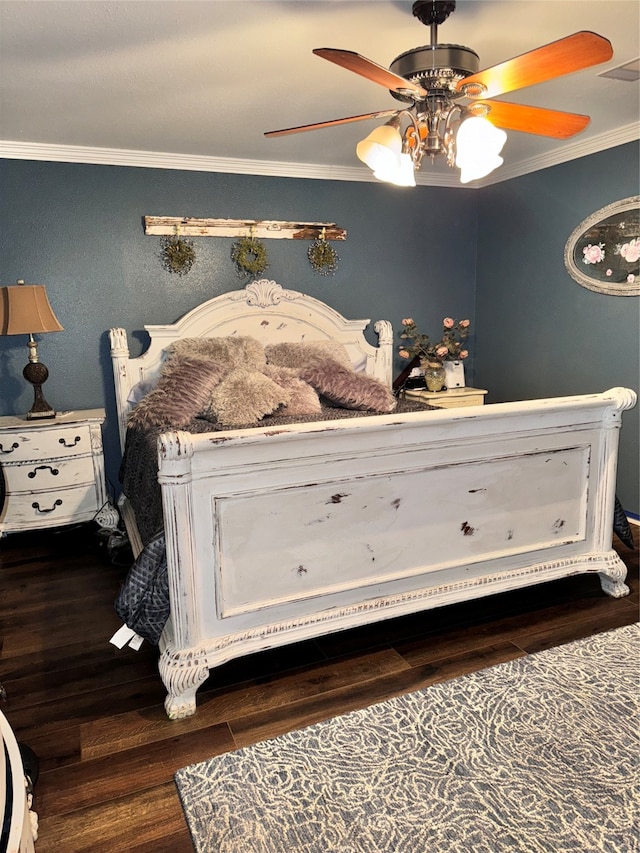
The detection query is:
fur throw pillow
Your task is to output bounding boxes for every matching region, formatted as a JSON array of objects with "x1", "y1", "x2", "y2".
[
  {"x1": 128, "y1": 356, "x2": 227, "y2": 430},
  {"x1": 300, "y1": 358, "x2": 396, "y2": 413},
  {"x1": 261, "y1": 364, "x2": 322, "y2": 416},
  {"x1": 206, "y1": 368, "x2": 291, "y2": 426},
  {"x1": 265, "y1": 340, "x2": 352, "y2": 370},
  {"x1": 167, "y1": 335, "x2": 266, "y2": 369}
]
